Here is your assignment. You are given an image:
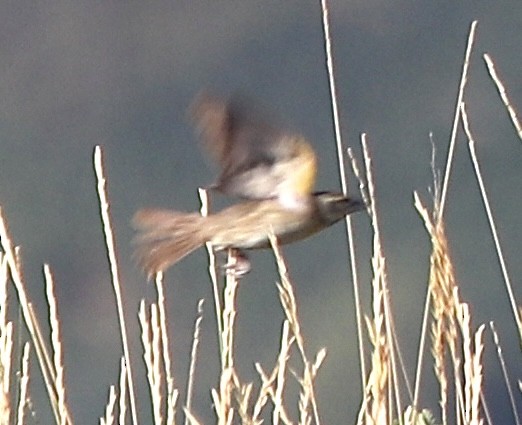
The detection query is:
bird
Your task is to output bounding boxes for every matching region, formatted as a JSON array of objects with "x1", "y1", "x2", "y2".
[
  {"x1": 133, "y1": 192, "x2": 364, "y2": 278},
  {"x1": 133, "y1": 93, "x2": 364, "y2": 276},
  {"x1": 191, "y1": 93, "x2": 318, "y2": 208}
]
